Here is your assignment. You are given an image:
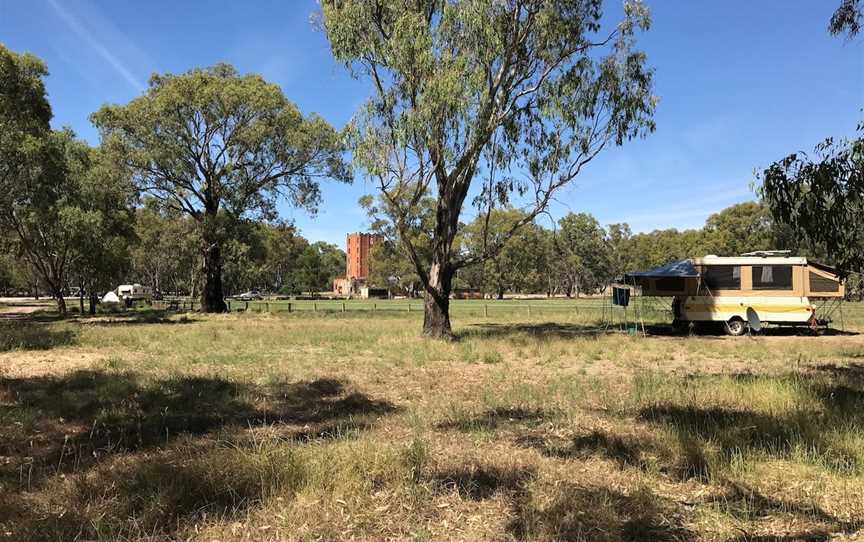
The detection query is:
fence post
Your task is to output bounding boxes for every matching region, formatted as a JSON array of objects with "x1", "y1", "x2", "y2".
[
  {"x1": 227, "y1": 300, "x2": 231, "y2": 312},
  {"x1": 484, "y1": 304, "x2": 488, "y2": 317},
  {"x1": 245, "y1": 301, "x2": 249, "y2": 311},
  {"x1": 407, "y1": 303, "x2": 411, "y2": 313},
  {"x1": 265, "y1": 302, "x2": 269, "y2": 313},
  {"x1": 528, "y1": 304, "x2": 531, "y2": 317},
  {"x1": 373, "y1": 303, "x2": 376, "y2": 312},
  {"x1": 314, "y1": 302, "x2": 317, "y2": 312},
  {"x1": 341, "y1": 302, "x2": 346, "y2": 313},
  {"x1": 287, "y1": 302, "x2": 292, "y2": 313}
]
